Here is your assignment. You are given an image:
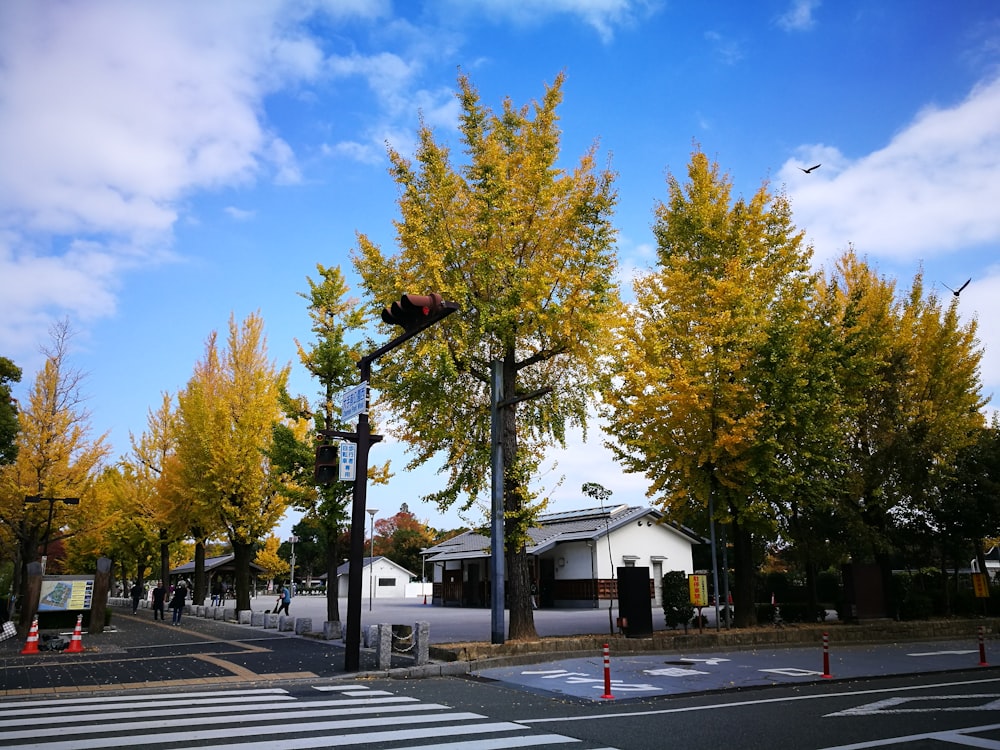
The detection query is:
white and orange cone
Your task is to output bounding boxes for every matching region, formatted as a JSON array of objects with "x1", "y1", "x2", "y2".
[
  {"x1": 66, "y1": 614, "x2": 84, "y2": 653},
  {"x1": 20, "y1": 615, "x2": 40, "y2": 655}
]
